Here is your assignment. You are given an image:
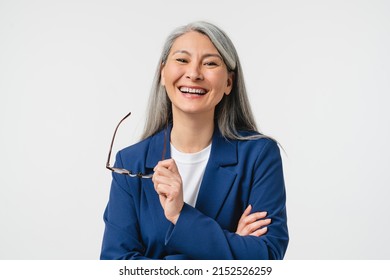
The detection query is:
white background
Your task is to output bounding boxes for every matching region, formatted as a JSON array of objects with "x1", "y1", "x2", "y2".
[{"x1": 1, "y1": 0, "x2": 389, "y2": 259}]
